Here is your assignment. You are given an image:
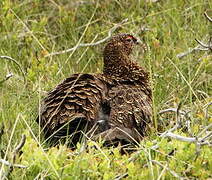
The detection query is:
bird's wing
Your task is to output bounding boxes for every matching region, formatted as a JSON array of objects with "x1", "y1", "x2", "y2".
[
  {"x1": 106, "y1": 84, "x2": 152, "y2": 143},
  {"x1": 37, "y1": 73, "x2": 108, "y2": 143}
]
